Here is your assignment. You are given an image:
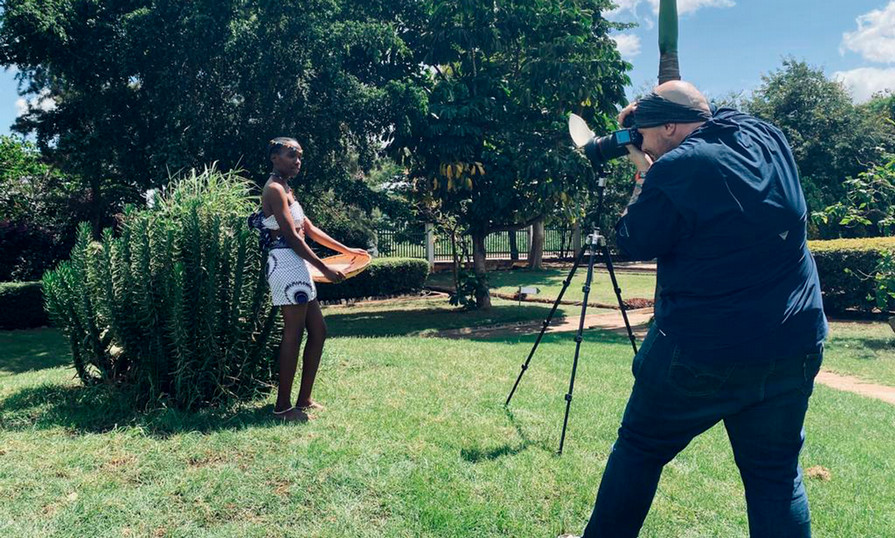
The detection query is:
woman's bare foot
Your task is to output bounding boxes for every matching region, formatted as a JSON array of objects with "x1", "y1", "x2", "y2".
[
  {"x1": 296, "y1": 399, "x2": 325, "y2": 412},
  {"x1": 273, "y1": 407, "x2": 310, "y2": 422}
]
